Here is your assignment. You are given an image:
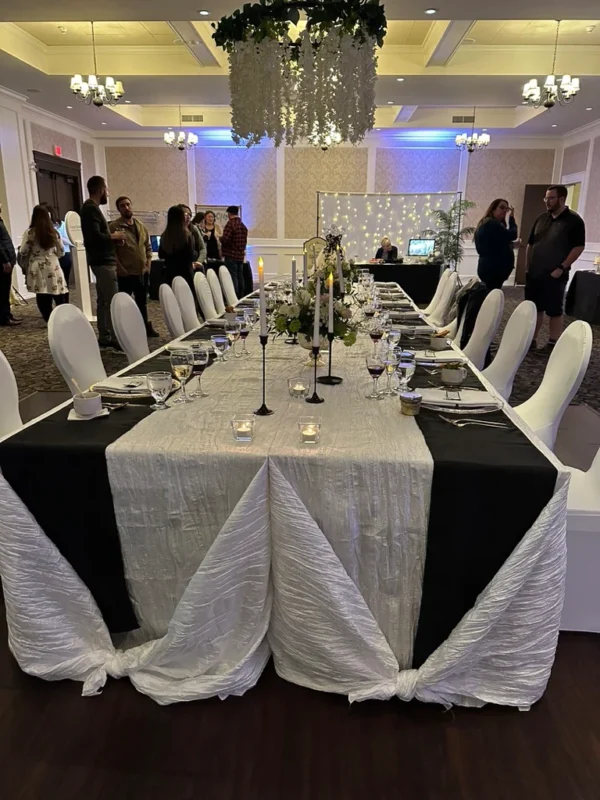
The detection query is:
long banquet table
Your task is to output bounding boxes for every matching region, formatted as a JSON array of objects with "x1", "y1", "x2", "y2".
[{"x1": 0, "y1": 283, "x2": 569, "y2": 707}]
